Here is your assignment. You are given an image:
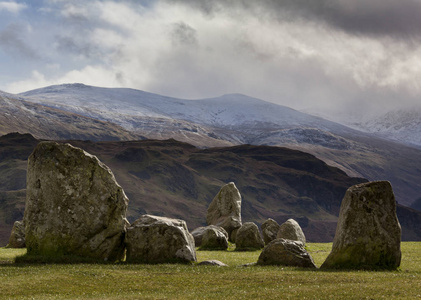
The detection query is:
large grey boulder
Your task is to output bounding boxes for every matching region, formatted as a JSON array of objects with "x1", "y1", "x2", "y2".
[
  {"x1": 257, "y1": 238, "x2": 316, "y2": 268},
  {"x1": 261, "y1": 218, "x2": 280, "y2": 245},
  {"x1": 321, "y1": 181, "x2": 401, "y2": 270},
  {"x1": 206, "y1": 182, "x2": 242, "y2": 241},
  {"x1": 24, "y1": 142, "x2": 129, "y2": 262},
  {"x1": 200, "y1": 226, "x2": 229, "y2": 250},
  {"x1": 277, "y1": 219, "x2": 306, "y2": 246},
  {"x1": 235, "y1": 222, "x2": 264, "y2": 251},
  {"x1": 191, "y1": 225, "x2": 228, "y2": 247},
  {"x1": 6, "y1": 220, "x2": 25, "y2": 248},
  {"x1": 125, "y1": 215, "x2": 196, "y2": 263}
]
